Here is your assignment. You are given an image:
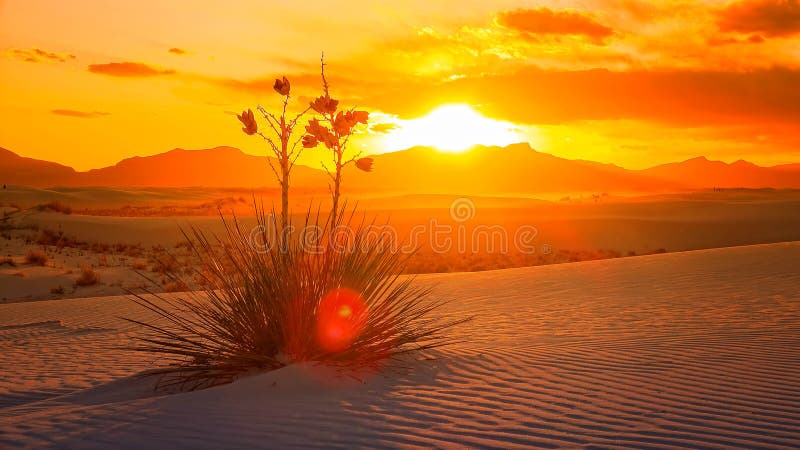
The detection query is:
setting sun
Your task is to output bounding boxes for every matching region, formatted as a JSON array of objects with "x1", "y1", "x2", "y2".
[{"x1": 383, "y1": 104, "x2": 521, "y2": 153}]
